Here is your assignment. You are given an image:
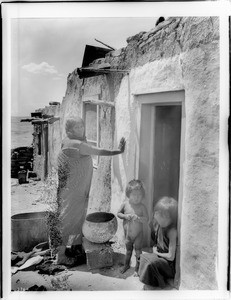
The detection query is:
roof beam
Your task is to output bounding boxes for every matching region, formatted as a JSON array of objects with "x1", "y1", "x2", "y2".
[{"x1": 82, "y1": 98, "x2": 115, "y2": 107}]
